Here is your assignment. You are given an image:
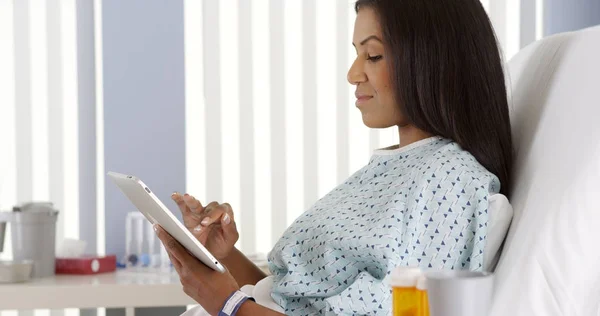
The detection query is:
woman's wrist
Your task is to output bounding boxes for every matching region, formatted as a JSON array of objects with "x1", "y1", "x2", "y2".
[
  {"x1": 235, "y1": 300, "x2": 255, "y2": 316},
  {"x1": 217, "y1": 290, "x2": 255, "y2": 316},
  {"x1": 220, "y1": 248, "x2": 267, "y2": 286},
  {"x1": 236, "y1": 300, "x2": 286, "y2": 316}
]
